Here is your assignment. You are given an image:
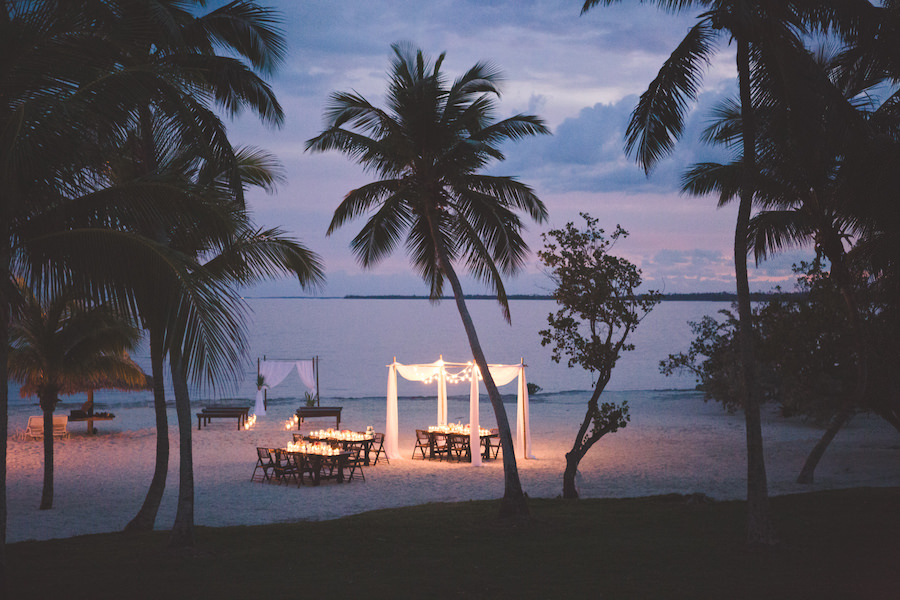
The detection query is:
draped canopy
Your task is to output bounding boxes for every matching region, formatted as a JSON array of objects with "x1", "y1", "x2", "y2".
[
  {"x1": 255, "y1": 358, "x2": 318, "y2": 416},
  {"x1": 386, "y1": 357, "x2": 533, "y2": 466}
]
